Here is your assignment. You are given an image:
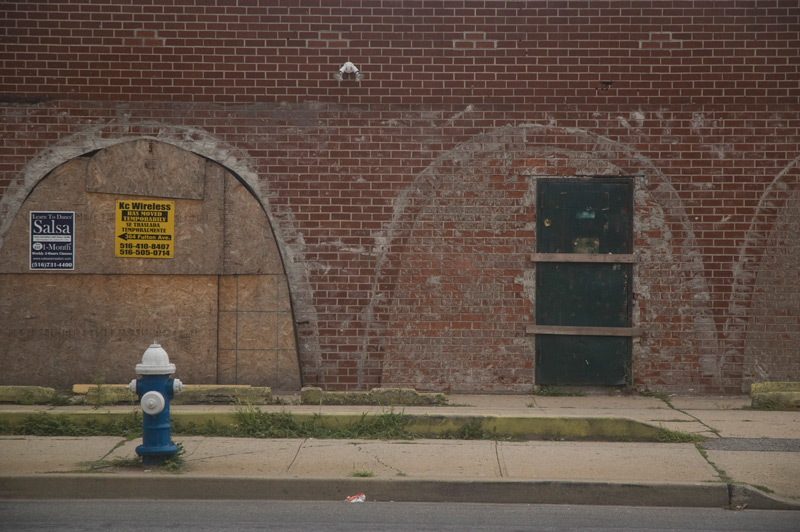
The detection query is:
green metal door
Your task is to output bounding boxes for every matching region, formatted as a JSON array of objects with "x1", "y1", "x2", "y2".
[{"x1": 533, "y1": 178, "x2": 635, "y2": 386}]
